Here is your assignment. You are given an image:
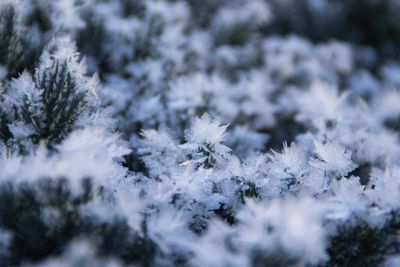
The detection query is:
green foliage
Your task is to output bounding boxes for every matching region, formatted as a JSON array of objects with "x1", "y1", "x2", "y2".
[
  {"x1": 0, "y1": 3, "x2": 49, "y2": 79},
  {"x1": 214, "y1": 23, "x2": 254, "y2": 47},
  {"x1": 29, "y1": 62, "x2": 87, "y2": 144},
  {"x1": 324, "y1": 216, "x2": 400, "y2": 267},
  {"x1": 0, "y1": 40, "x2": 96, "y2": 150},
  {"x1": 0, "y1": 108, "x2": 12, "y2": 142},
  {"x1": 214, "y1": 204, "x2": 237, "y2": 225},
  {"x1": 251, "y1": 249, "x2": 299, "y2": 267},
  {"x1": 0, "y1": 178, "x2": 93, "y2": 265},
  {"x1": 239, "y1": 181, "x2": 260, "y2": 201},
  {"x1": 0, "y1": 4, "x2": 25, "y2": 78},
  {"x1": 25, "y1": 0, "x2": 53, "y2": 33},
  {"x1": 268, "y1": 0, "x2": 400, "y2": 62},
  {"x1": 0, "y1": 178, "x2": 157, "y2": 266}
]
